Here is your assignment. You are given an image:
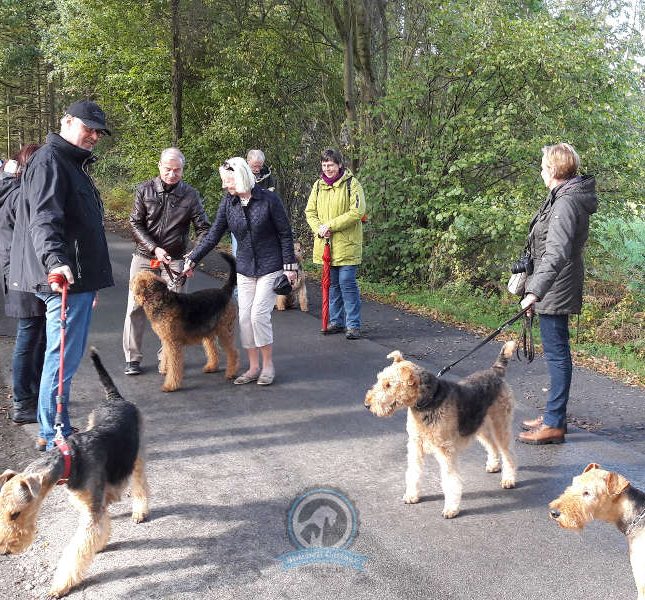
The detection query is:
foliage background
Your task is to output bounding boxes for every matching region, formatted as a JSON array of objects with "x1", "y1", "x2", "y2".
[{"x1": 0, "y1": 0, "x2": 643, "y2": 371}]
